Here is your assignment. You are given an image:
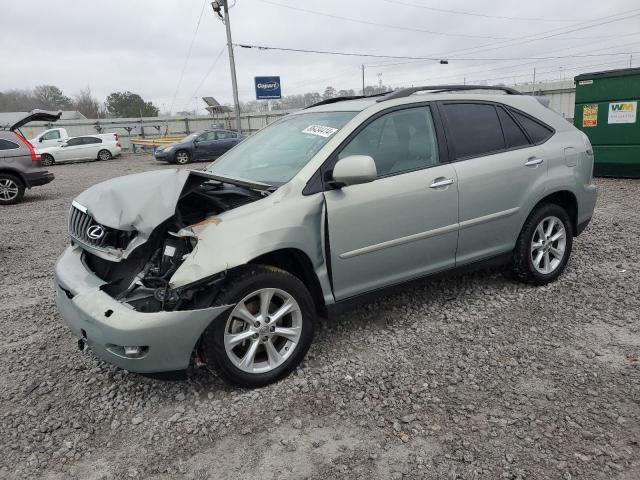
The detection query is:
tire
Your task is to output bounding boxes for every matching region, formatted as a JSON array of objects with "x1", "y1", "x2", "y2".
[
  {"x1": 201, "y1": 265, "x2": 316, "y2": 388},
  {"x1": 41, "y1": 154, "x2": 55, "y2": 167},
  {"x1": 512, "y1": 203, "x2": 573, "y2": 285},
  {"x1": 175, "y1": 150, "x2": 190, "y2": 165},
  {"x1": 0, "y1": 173, "x2": 25, "y2": 205},
  {"x1": 97, "y1": 149, "x2": 112, "y2": 161}
]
